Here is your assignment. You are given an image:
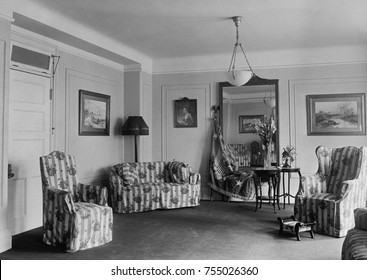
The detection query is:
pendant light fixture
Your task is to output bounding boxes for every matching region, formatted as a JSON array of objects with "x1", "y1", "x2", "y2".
[
  {"x1": 227, "y1": 16, "x2": 254, "y2": 87},
  {"x1": 263, "y1": 84, "x2": 276, "y2": 108}
]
